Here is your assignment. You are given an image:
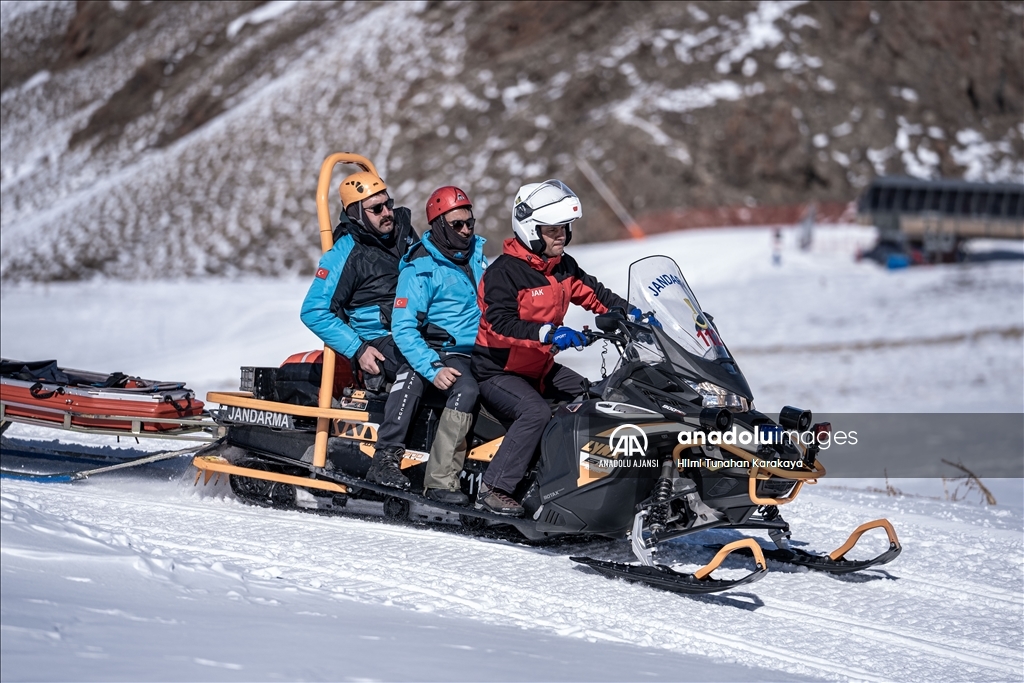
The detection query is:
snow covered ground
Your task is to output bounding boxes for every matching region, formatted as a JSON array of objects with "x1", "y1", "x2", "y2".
[{"x1": 2, "y1": 226, "x2": 1023, "y2": 681}]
